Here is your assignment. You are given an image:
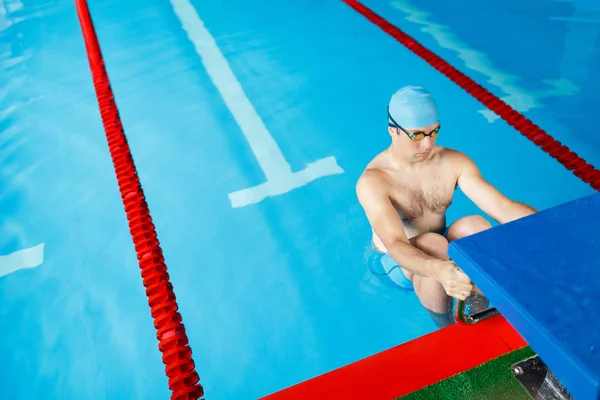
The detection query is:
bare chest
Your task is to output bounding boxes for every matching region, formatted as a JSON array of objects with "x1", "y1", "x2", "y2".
[{"x1": 389, "y1": 178, "x2": 455, "y2": 223}]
